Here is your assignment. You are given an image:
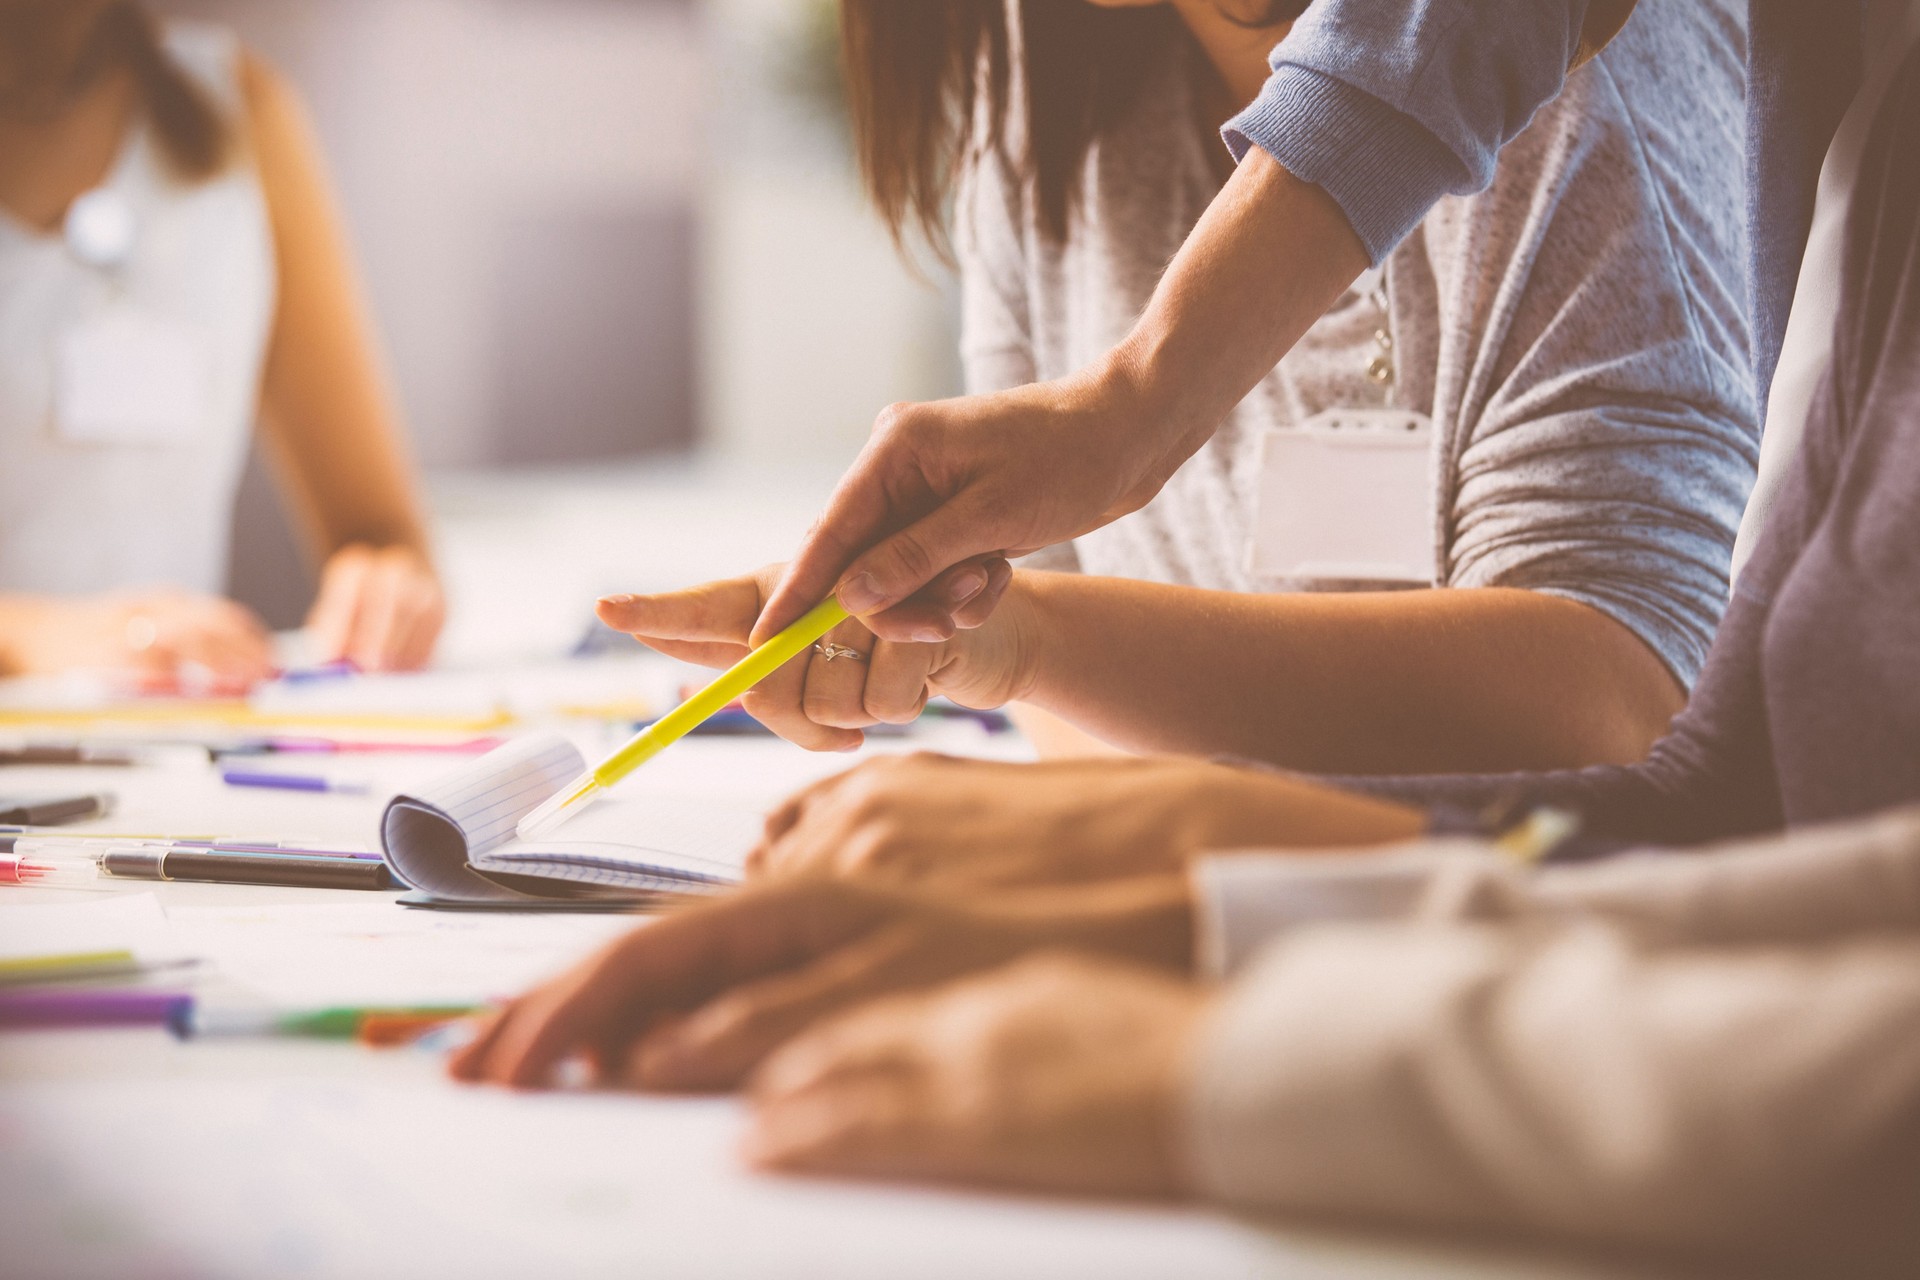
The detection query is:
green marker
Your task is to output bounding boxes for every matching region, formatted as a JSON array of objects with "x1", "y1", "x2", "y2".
[{"x1": 173, "y1": 1002, "x2": 485, "y2": 1040}]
